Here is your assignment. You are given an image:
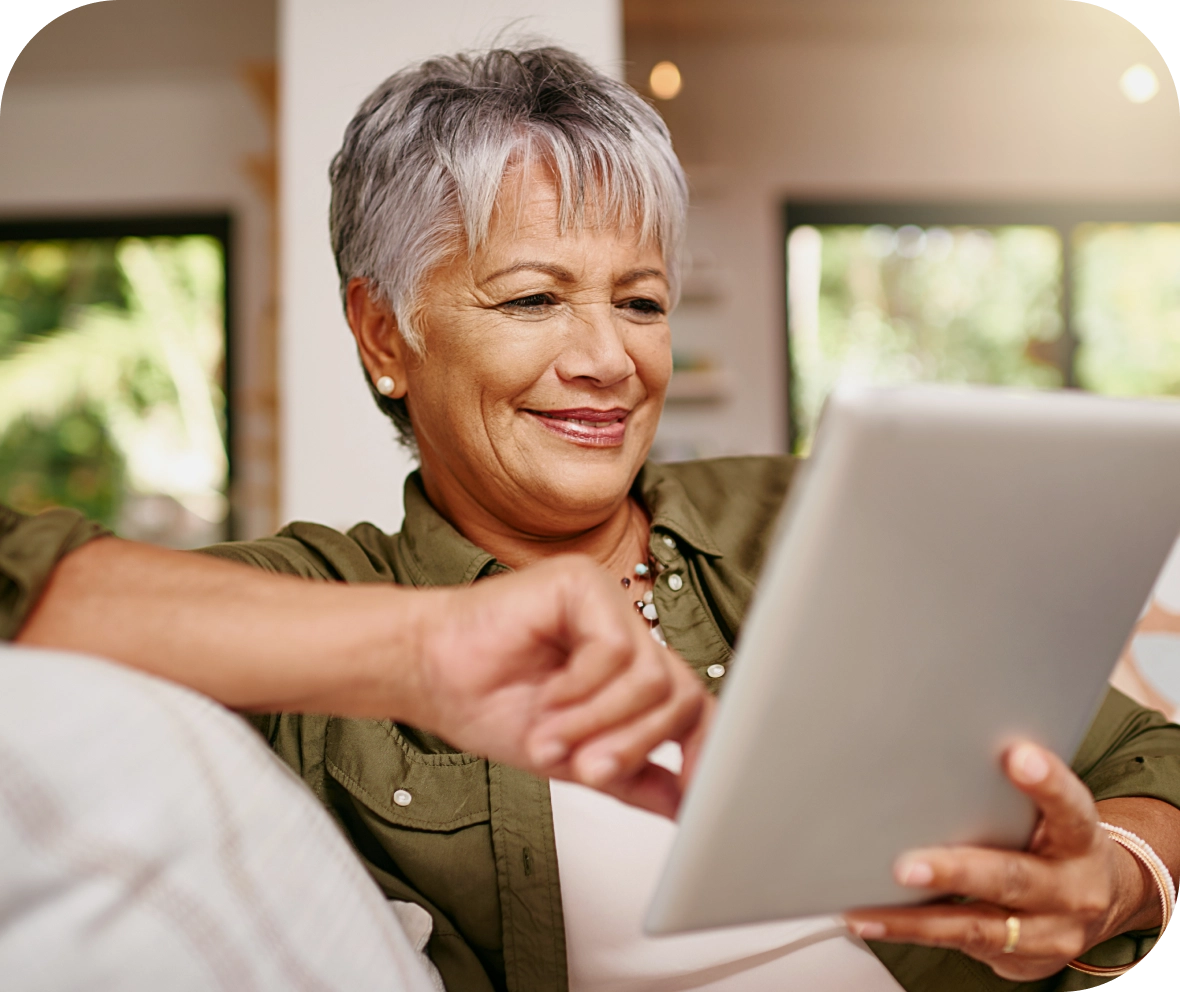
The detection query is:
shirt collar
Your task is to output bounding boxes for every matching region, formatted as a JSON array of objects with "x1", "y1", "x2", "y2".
[
  {"x1": 397, "y1": 472, "x2": 499, "y2": 587},
  {"x1": 634, "y1": 462, "x2": 725, "y2": 558},
  {"x1": 396, "y1": 461, "x2": 724, "y2": 587}
]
